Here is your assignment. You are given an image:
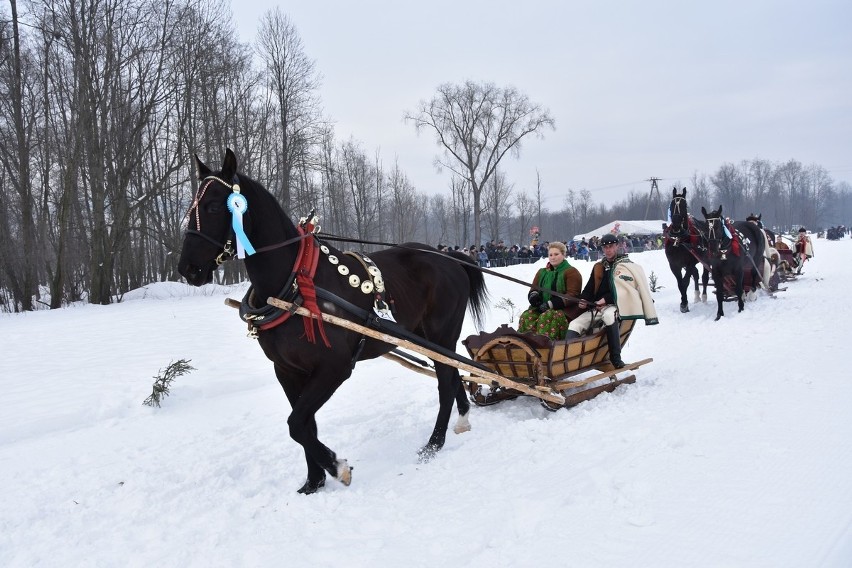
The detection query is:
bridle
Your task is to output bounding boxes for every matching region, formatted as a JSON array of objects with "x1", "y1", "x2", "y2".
[
  {"x1": 183, "y1": 174, "x2": 313, "y2": 266},
  {"x1": 668, "y1": 196, "x2": 689, "y2": 236},
  {"x1": 704, "y1": 214, "x2": 731, "y2": 259},
  {"x1": 184, "y1": 174, "x2": 242, "y2": 265}
]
